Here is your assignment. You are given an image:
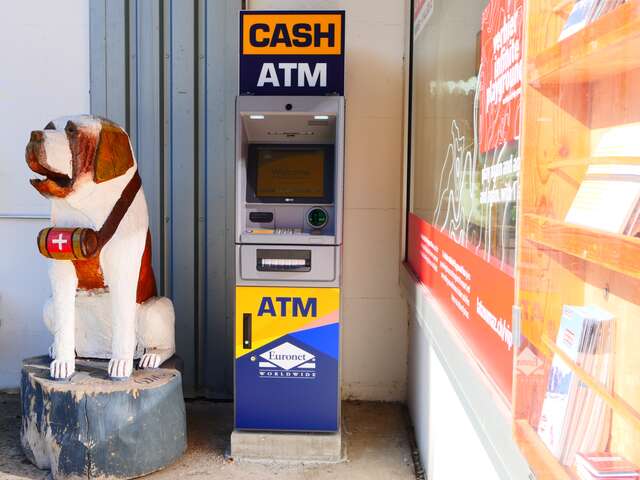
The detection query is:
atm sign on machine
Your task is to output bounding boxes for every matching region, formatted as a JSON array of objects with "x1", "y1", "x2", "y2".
[{"x1": 239, "y1": 11, "x2": 345, "y2": 95}]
